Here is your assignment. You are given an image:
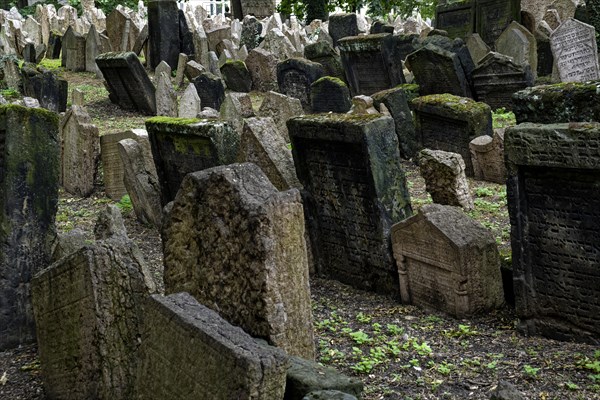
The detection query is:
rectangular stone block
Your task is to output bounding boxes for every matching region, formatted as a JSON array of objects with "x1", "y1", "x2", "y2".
[
  {"x1": 475, "y1": 0, "x2": 521, "y2": 46},
  {"x1": 435, "y1": 0, "x2": 475, "y2": 39}
]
